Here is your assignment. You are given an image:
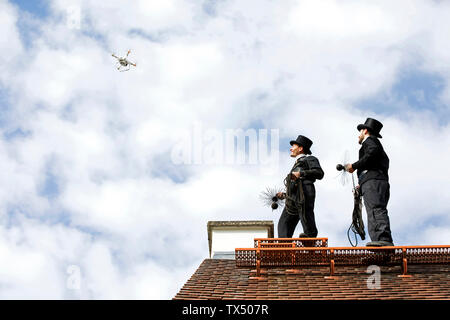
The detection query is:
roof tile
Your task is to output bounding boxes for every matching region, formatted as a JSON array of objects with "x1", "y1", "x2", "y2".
[{"x1": 174, "y1": 259, "x2": 450, "y2": 300}]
